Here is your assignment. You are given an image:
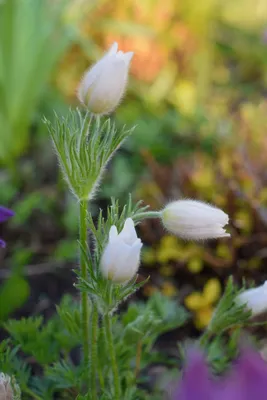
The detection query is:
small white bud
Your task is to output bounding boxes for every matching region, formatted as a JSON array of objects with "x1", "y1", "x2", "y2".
[
  {"x1": 236, "y1": 282, "x2": 267, "y2": 316},
  {"x1": 161, "y1": 200, "x2": 230, "y2": 240},
  {"x1": 77, "y1": 42, "x2": 134, "y2": 115},
  {"x1": 0, "y1": 373, "x2": 13, "y2": 400},
  {"x1": 100, "y1": 218, "x2": 143, "y2": 284}
]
